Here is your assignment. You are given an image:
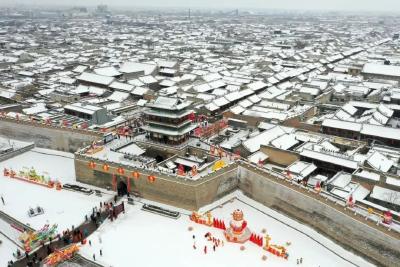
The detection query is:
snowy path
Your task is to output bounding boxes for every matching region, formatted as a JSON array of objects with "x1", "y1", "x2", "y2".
[
  {"x1": 0, "y1": 216, "x2": 25, "y2": 247},
  {"x1": 0, "y1": 232, "x2": 19, "y2": 267},
  {"x1": 80, "y1": 192, "x2": 375, "y2": 267}
]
